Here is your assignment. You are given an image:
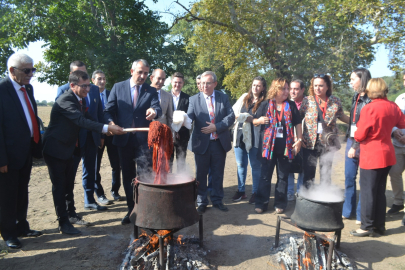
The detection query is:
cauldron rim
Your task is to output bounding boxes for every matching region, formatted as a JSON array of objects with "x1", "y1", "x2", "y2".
[
  {"x1": 134, "y1": 176, "x2": 196, "y2": 187},
  {"x1": 297, "y1": 193, "x2": 344, "y2": 204}
]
